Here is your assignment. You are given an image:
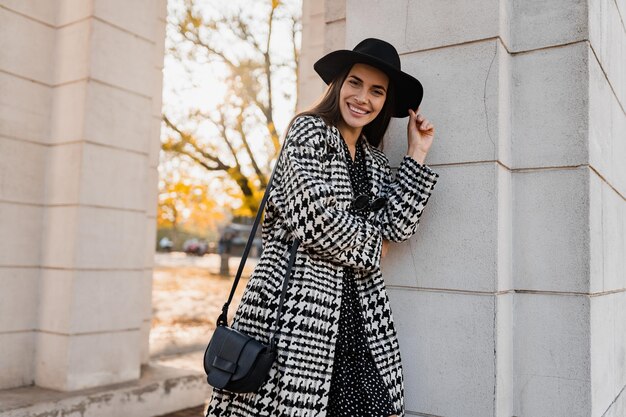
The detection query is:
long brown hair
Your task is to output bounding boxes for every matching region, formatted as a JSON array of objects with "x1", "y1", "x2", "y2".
[{"x1": 285, "y1": 63, "x2": 396, "y2": 149}]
